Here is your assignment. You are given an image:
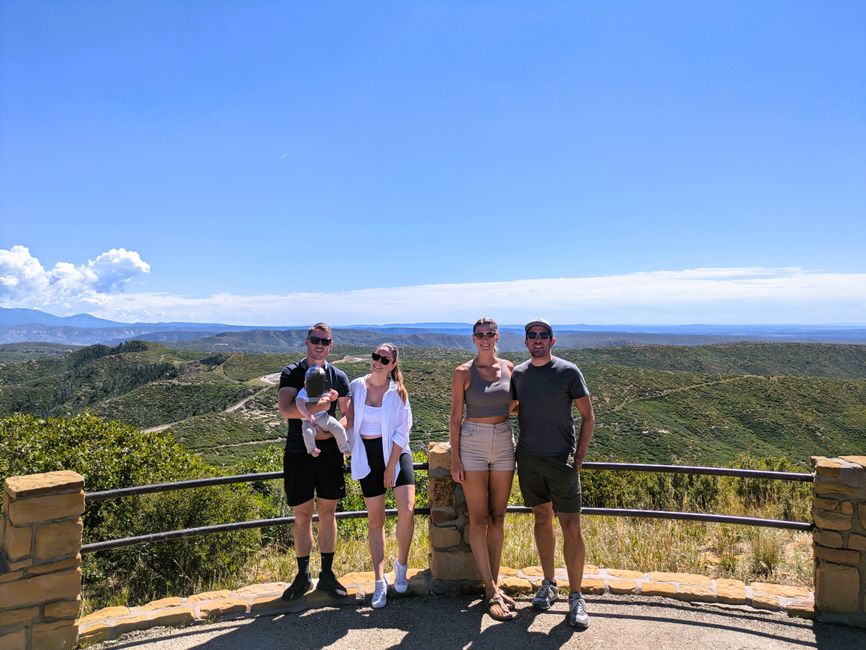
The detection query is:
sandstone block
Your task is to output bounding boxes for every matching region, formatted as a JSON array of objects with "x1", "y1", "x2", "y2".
[
  {"x1": 428, "y1": 478, "x2": 455, "y2": 508},
  {"x1": 34, "y1": 520, "x2": 83, "y2": 561},
  {"x1": 607, "y1": 569, "x2": 644, "y2": 579},
  {"x1": 813, "y1": 508, "x2": 853, "y2": 531},
  {"x1": 430, "y1": 509, "x2": 458, "y2": 525},
  {"x1": 813, "y1": 497, "x2": 840, "y2": 512},
  {"x1": 6, "y1": 558, "x2": 31, "y2": 571},
  {"x1": 814, "y1": 481, "x2": 864, "y2": 498},
  {"x1": 0, "y1": 570, "x2": 25, "y2": 584},
  {"x1": 32, "y1": 620, "x2": 77, "y2": 649},
  {"x1": 815, "y1": 545, "x2": 860, "y2": 566},
  {"x1": 814, "y1": 530, "x2": 844, "y2": 548},
  {"x1": 750, "y1": 592, "x2": 783, "y2": 610},
  {"x1": 429, "y1": 525, "x2": 462, "y2": 549},
  {"x1": 498, "y1": 566, "x2": 519, "y2": 577},
  {"x1": 2, "y1": 524, "x2": 32, "y2": 561},
  {"x1": 849, "y1": 534, "x2": 866, "y2": 551},
  {"x1": 500, "y1": 576, "x2": 533, "y2": 594},
  {"x1": 580, "y1": 577, "x2": 605, "y2": 595},
  {"x1": 44, "y1": 596, "x2": 81, "y2": 620},
  {"x1": 430, "y1": 549, "x2": 480, "y2": 582},
  {"x1": 583, "y1": 564, "x2": 600, "y2": 575},
  {"x1": 0, "y1": 568, "x2": 80, "y2": 609},
  {"x1": 7, "y1": 491, "x2": 85, "y2": 526},
  {"x1": 716, "y1": 579, "x2": 746, "y2": 605},
  {"x1": 28, "y1": 555, "x2": 80, "y2": 576},
  {"x1": 787, "y1": 598, "x2": 815, "y2": 619},
  {"x1": 640, "y1": 582, "x2": 676, "y2": 597},
  {"x1": 249, "y1": 593, "x2": 285, "y2": 613},
  {"x1": 0, "y1": 605, "x2": 39, "y2": 627},
  {"x1": 840, "y1": 455, "x2": 866, "y2": 469},
  {"x1": 427, "y1": 443, "x2": 452, "y2": 473},
  {"x1": 235, "y1": 582, "x2": 284, "y2": 596},
  {"x1": 114, "y1": 615, "x2": 155, "y2": 636},
  {"x1": 76, "y1": 605, "x2": 130, "y2": 625},
  {"x1": 841, "y1": 501, "x2": 854, "y2": 515},
  {"x1": 338, "y1": 571, "x2": 376, "y2": 593},
  {"x1": 77, "y1": 623, "x2": 112, "y2": 645},
  {"x1": 520, "y1": 565, "x2": 544, "y2": 577},
  {"x1": 750, "y1": 582, "x2": 811, "y2": 599},
  {"x1": 140, "y1": 597, "x2": 184, "y2": 610},
  {"x1": 649, "y1": 572, "x2": 711, "y2": 586},
  {"x1": 676, "y1": 585, "x2": 716, "y2": 602},
  {"x1": 0, "y1": 628, "x2": 26, "y2": 650},
  {"x1": 816, "y1": 563, "x2": 859, "y2": 614},
  {"x1": 860, "y1": 504, "x2": 866, "y2": 529},
  {"x1": 198, "y1": 599, "x2": 248, "y2": 618},
  {"x1": 4, "y1": 471, "x2": 83, "y2": 499},
  {"x1": 188, "y1": 590, "x2": 233, "y2": 602},
  {"x1": 608, "y1": 579, "x2": 639, "y2": 594}
]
